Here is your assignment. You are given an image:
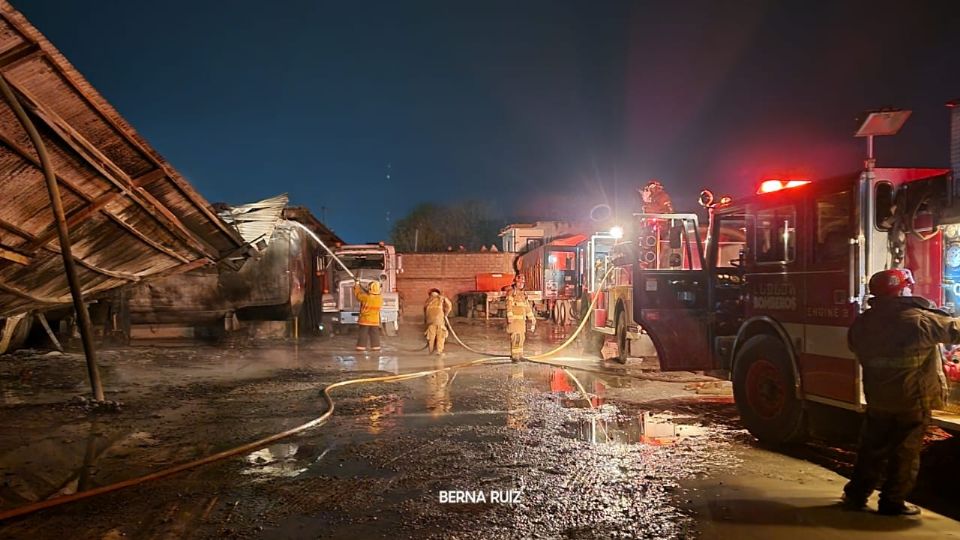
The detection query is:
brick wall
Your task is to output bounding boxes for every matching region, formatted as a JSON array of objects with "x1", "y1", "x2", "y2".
[{"x1": 398, "y1": 252, "x2": 515, "y2": 321}]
